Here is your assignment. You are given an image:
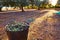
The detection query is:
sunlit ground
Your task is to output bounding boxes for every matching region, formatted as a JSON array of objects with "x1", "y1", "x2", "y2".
[
  {"x1": 32, "y1": 9, "x2": 58, "y2": 25},
  {"x1": 27, "y1": 9, "x2": 60, "y2": 40}
]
